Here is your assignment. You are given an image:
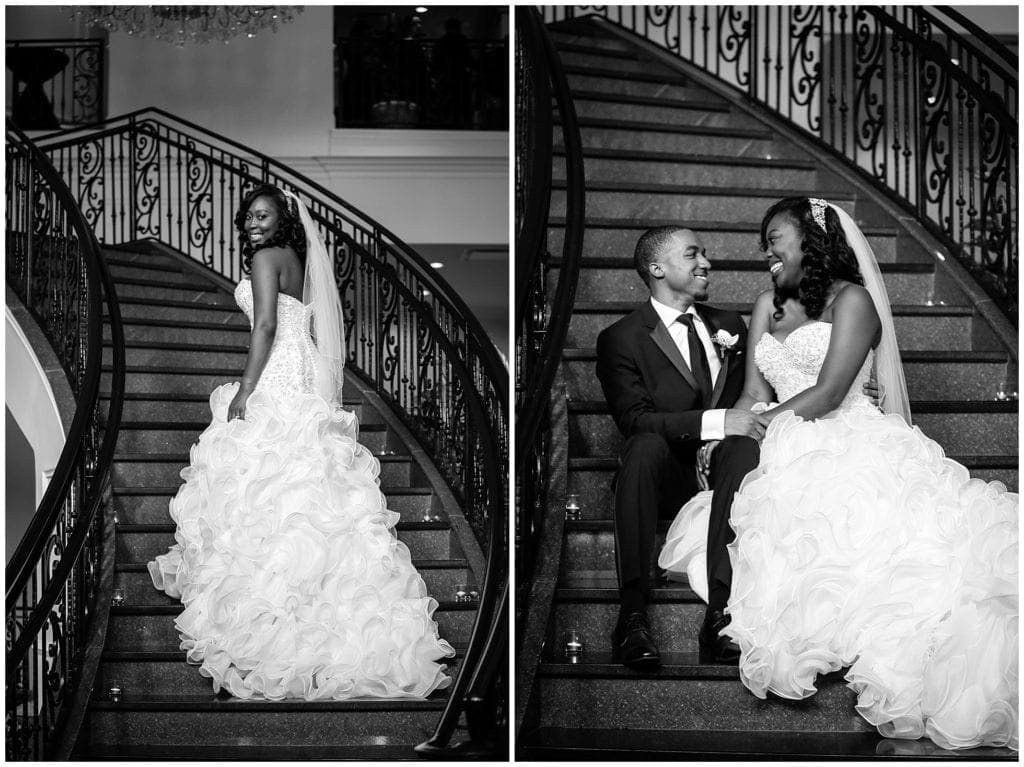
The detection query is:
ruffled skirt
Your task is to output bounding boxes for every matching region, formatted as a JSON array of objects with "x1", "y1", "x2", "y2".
[
  {"x1": 659, "y1": 409, "x2": 1018, "y2": 750},
  {"x1": 148, "y1": 382, "x2": 455, "y2": 700}
]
